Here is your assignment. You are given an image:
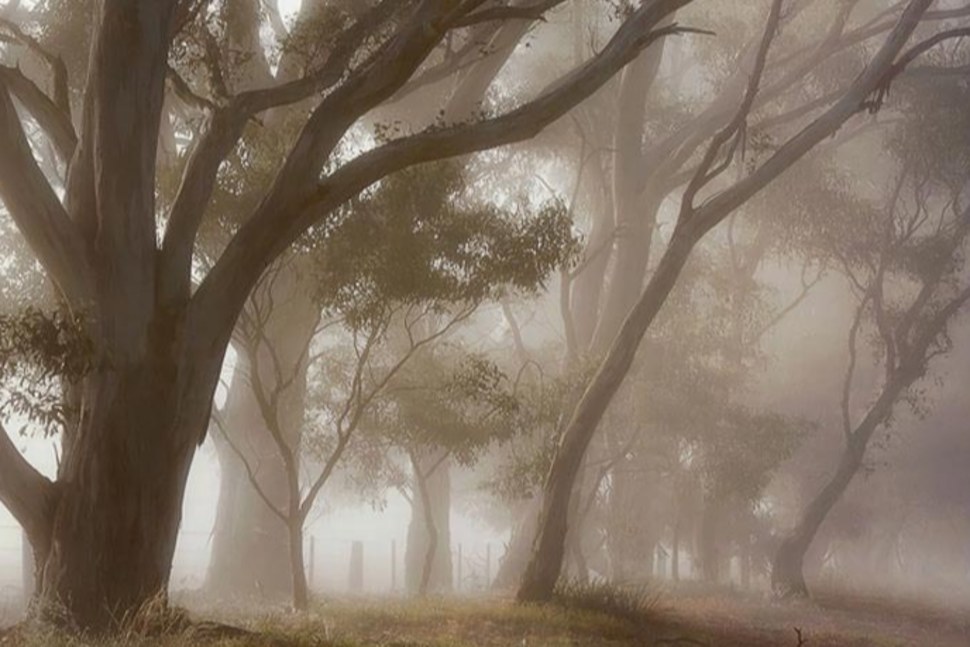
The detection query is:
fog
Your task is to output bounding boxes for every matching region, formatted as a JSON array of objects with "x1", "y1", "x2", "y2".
[{"x1": 0, "y1": 1, "x2": 968, "y2": 645}]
